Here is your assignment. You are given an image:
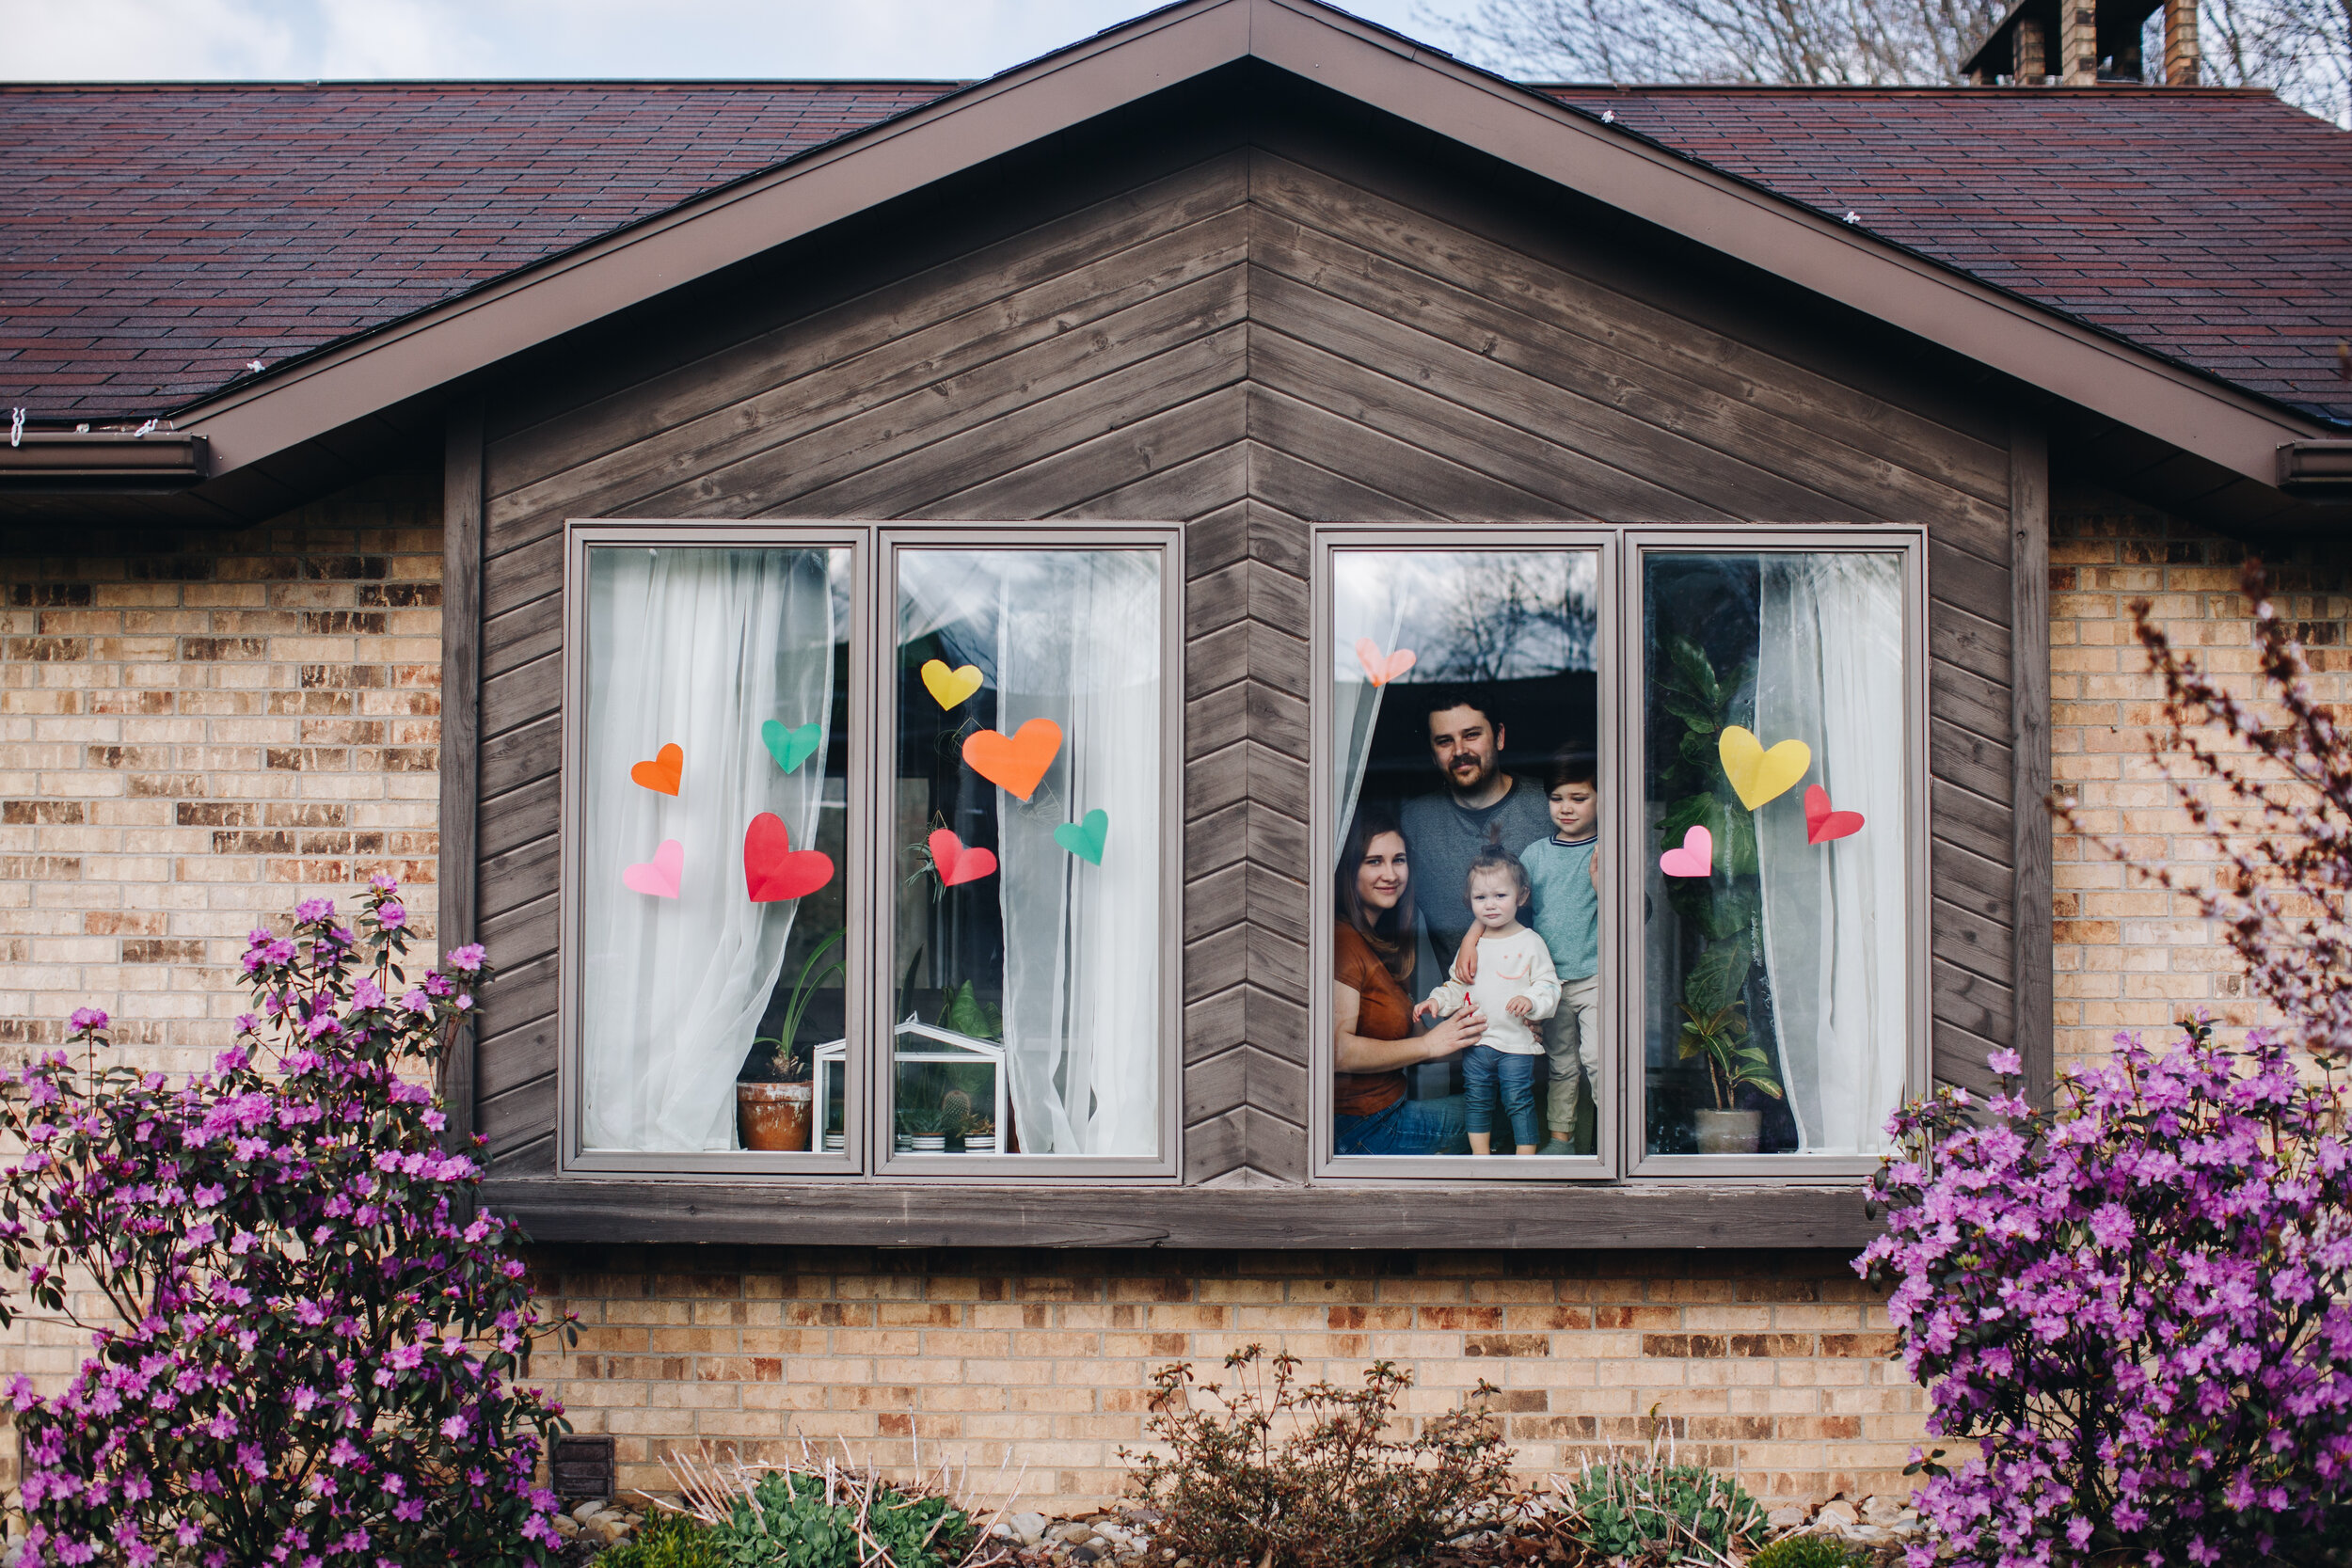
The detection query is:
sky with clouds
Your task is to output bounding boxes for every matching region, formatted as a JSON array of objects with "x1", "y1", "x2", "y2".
[{"x1": 3, "y1": 0, "x2": 1430, "y2": 80}]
